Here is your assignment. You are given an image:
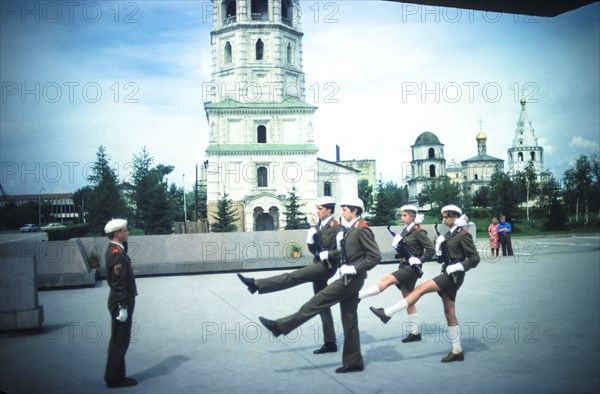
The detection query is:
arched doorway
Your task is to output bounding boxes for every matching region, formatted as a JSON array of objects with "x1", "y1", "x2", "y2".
[{"x1": 254, "y1": 207, "x2": 274, "y2": 231}]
